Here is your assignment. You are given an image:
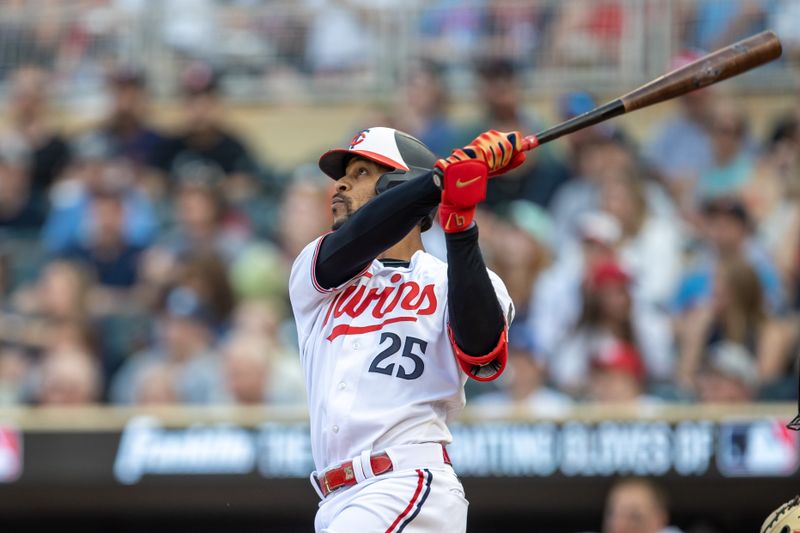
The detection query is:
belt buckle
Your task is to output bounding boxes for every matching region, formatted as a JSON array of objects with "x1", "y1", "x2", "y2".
[{"x1": 323, "y1": 464, "x2": 355, "y2": 496}]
